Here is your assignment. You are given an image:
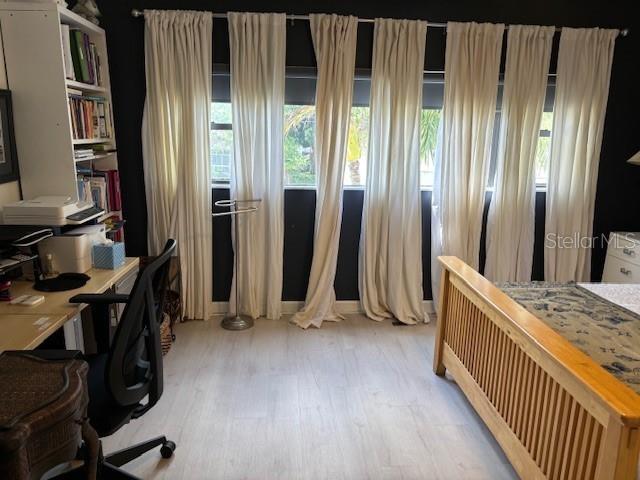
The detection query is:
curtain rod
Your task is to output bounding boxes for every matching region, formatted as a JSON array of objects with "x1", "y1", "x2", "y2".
[{"x1": 129, "y1": 9, "x2": 630, "y2": 37}]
